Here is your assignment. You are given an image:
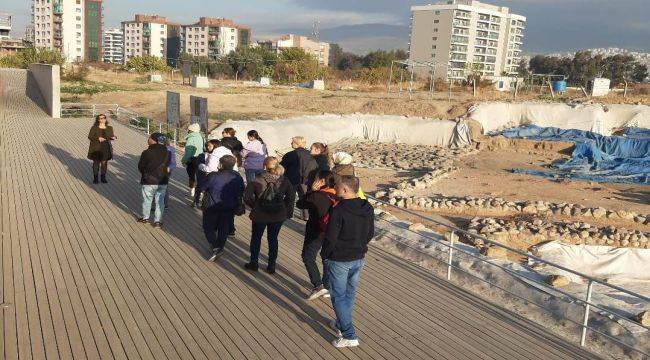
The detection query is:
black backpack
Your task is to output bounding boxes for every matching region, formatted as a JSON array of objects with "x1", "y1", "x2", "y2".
[{"x1": 259, "y1": 180, "x2": 285, "y2": 213}]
